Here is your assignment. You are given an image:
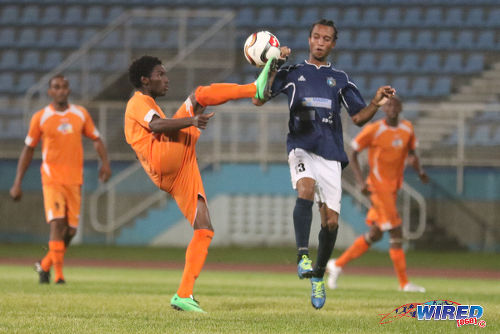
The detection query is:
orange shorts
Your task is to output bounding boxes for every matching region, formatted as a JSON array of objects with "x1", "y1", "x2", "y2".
[
  {"x1": 366, "y1": 190, "x2": 401, "y2": 231},
  {"x1": 148, "y1": 100, "x2": 206, "y2": 225},
  {"x1": 42, "y1": 184, "x2": 81, "y2": 227}
]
